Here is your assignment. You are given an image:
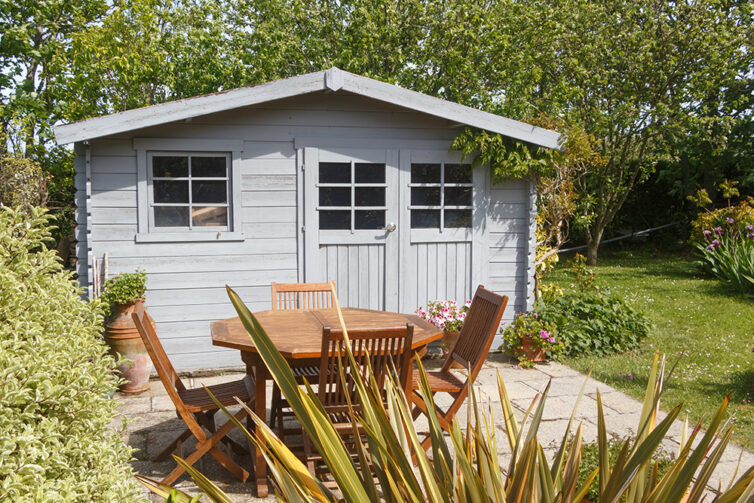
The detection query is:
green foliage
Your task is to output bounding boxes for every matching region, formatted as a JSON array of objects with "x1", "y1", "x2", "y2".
[
  {"x1": 101, "y1": 269, "x2": 148, "y2": 316},
  {"x1": 500, "y1": 311, "x2": 563, "y2": 368},
  {"x1": 144, "y1": 292, "x2": 754, "y2": 502},
  {"x1": 688, "y1": 190, "x2": 754, "y2": 243},
  {"x1": 0, "y1": 155, "x2": 48, "y2": 208},
  {"x1": 538, "y1": 255, "x2": 652, "y2": 357},
  {"x1": 0, "y1": 206, "x2": 142, "y2": 501},
  {"x1": 577, "y1": 438, "x2": 674, "y2": 502}
]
